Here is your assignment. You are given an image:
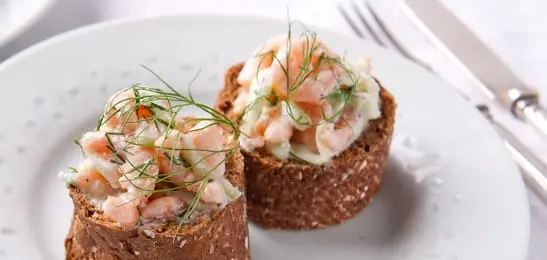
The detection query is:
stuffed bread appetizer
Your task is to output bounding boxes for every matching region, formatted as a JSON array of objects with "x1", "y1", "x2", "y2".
[
  {"x1": 61, "y1": 77, "x2": 249, "y2": 259},
  {"x1": 216, "y1": 30, "x2": 396, "y2": 230}
]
